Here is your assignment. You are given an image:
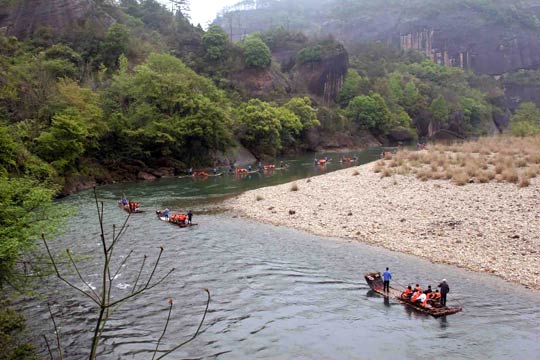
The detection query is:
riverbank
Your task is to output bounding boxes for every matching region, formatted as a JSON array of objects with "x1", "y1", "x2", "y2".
[{"x1": 226, "y1": 161, "x2": 540, "y2": 290}]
